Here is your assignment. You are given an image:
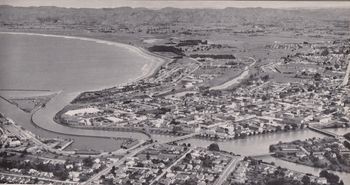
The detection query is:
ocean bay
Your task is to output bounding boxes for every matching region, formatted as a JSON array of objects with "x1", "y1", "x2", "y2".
[{"x1": 0, "y1": 32, "x2": 155, "y2": 151}]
